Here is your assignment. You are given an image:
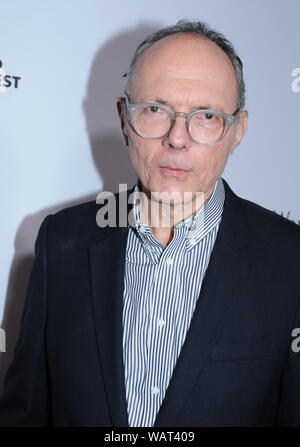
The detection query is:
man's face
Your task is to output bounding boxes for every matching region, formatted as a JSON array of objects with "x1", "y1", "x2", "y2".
[{"x1": 120, "y1": 33, "x2": 248, "y2": 205}]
